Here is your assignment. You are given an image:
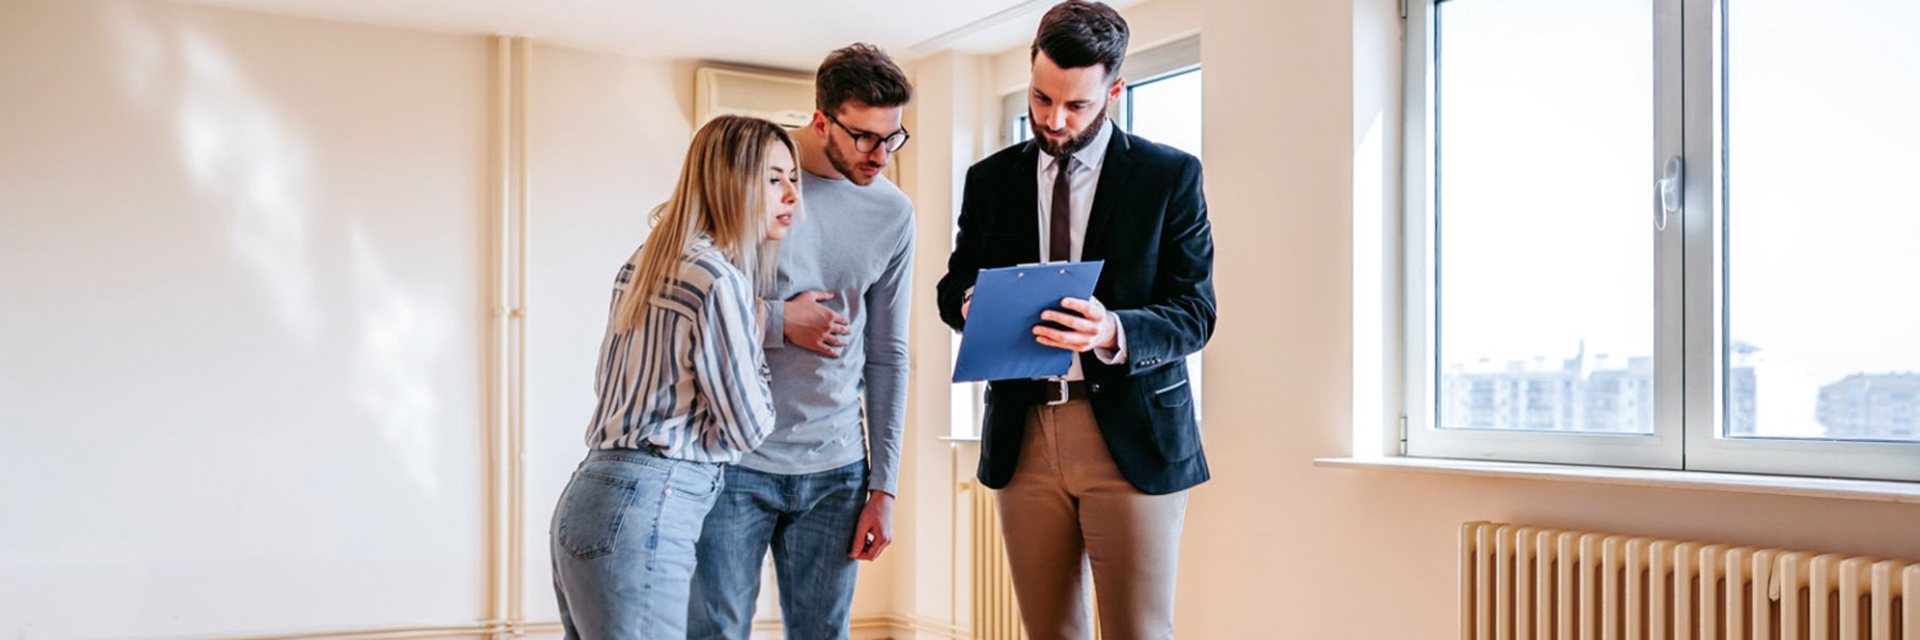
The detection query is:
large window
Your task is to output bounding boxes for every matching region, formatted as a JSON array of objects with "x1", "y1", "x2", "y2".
[{"x1": 1403, "y1": 0, "x2": 1920, "y2": 480}]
